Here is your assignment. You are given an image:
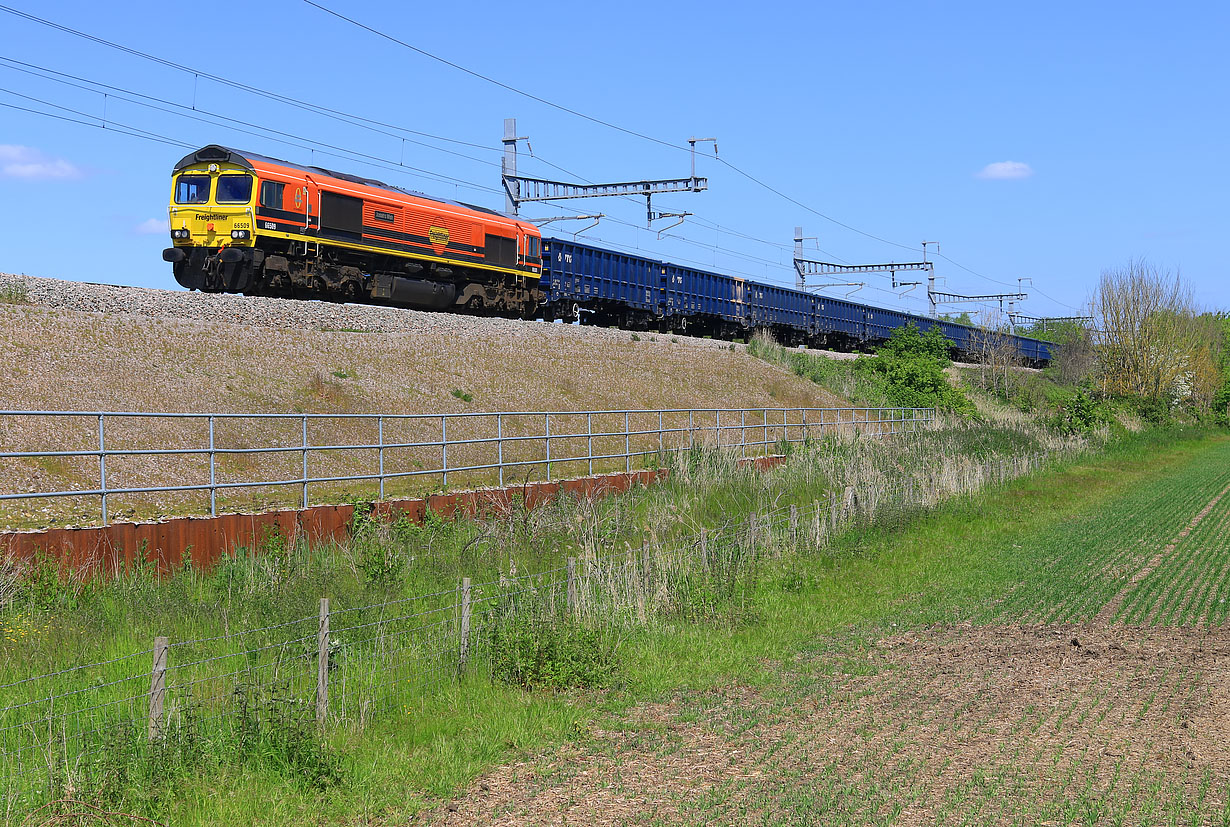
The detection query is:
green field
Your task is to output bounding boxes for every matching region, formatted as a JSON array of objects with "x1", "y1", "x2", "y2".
[{"x1": 434, "y1": 431, "x2": 1230, "y2": 826}]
